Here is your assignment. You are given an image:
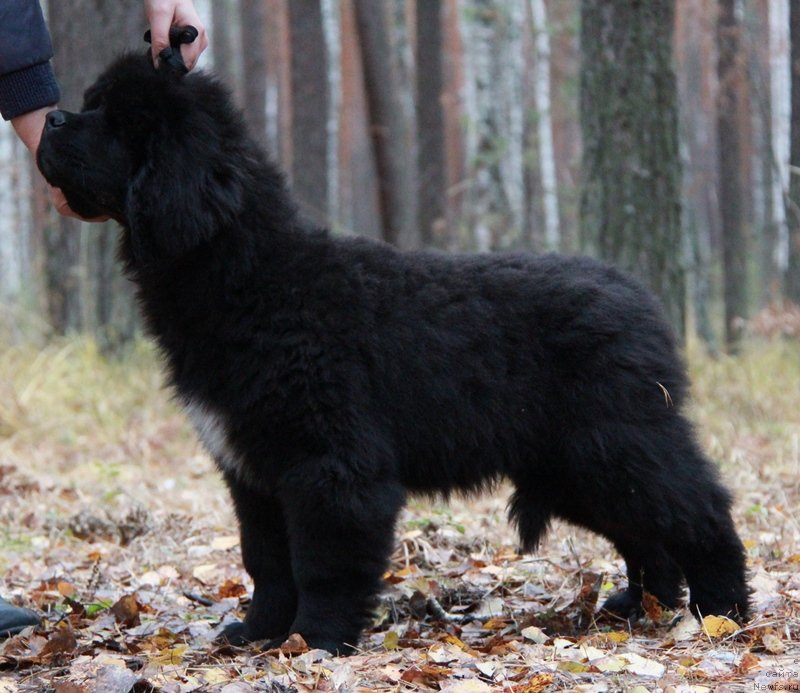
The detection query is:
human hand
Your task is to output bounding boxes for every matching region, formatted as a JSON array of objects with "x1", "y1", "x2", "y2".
[
  {"x1": 144, "y1": 0, "x2": 208, "y2": 71},
  {"x1": 12, "y1": 108, "x2": 110, "y2": 222}
]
